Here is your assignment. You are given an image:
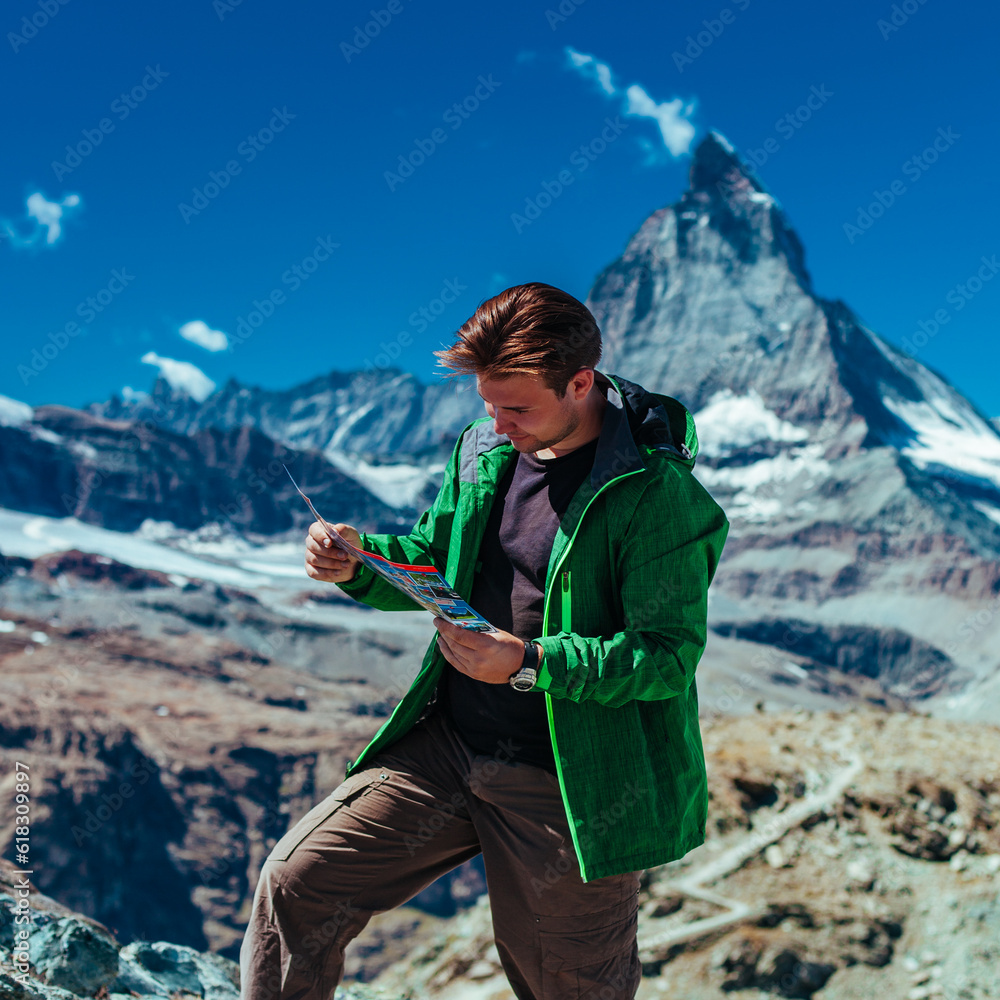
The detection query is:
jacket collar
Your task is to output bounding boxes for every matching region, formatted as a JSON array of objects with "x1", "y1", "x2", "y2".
[{"x1": 580, "y1": 370, "x2": 644, "y2": 491}]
